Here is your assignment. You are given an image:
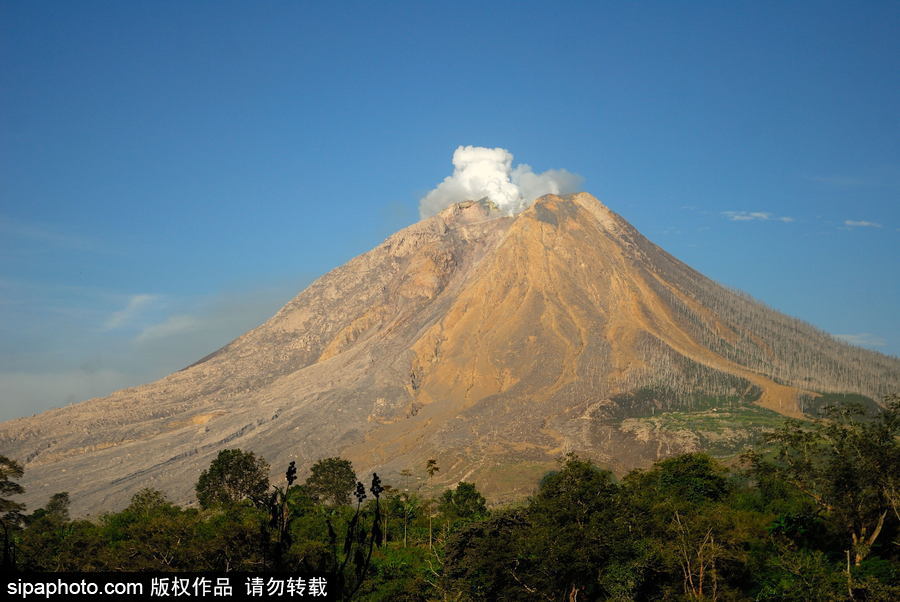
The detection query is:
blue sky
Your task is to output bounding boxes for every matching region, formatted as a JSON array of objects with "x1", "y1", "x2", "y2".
[{"x1": 1, "y1": 1, "x2": 898, "y2": 420}]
